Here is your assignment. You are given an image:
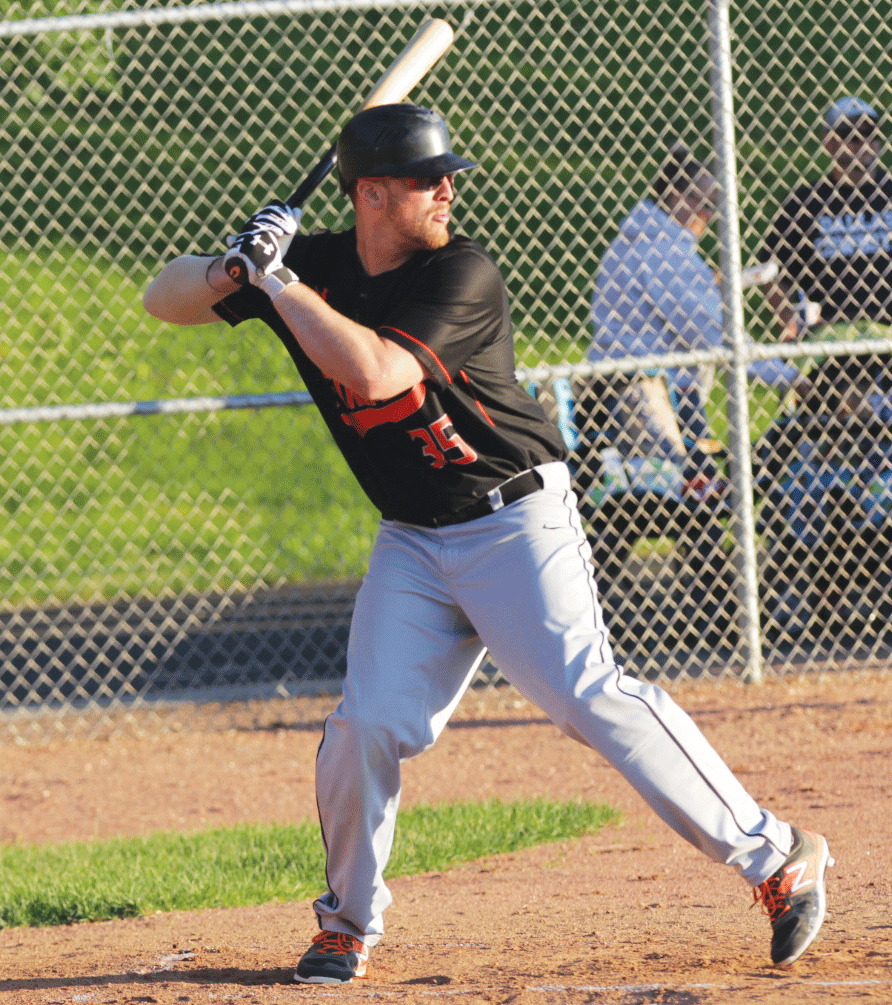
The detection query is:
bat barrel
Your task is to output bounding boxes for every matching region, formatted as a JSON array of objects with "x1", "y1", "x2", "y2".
[{"x1": 283, "y1": 18, "x2": 453, "y2": 210}]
